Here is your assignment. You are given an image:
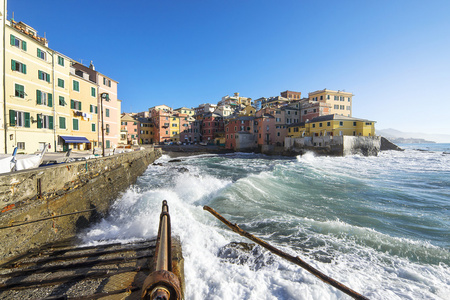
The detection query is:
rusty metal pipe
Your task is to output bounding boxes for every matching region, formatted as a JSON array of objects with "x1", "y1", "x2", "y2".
[
  {"x1": 156, "y1": 201, "x2": 169, "y2": 271},
  {"x1": 142, "y1": 201, "x2": 181, "y2": 300}
]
